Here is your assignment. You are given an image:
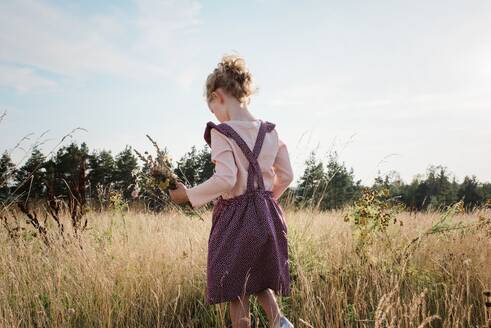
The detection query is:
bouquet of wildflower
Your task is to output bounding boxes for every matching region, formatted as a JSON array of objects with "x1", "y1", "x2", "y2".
[{"x1": 132, "y1": 135, "x2": 204, "y2": 220}]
